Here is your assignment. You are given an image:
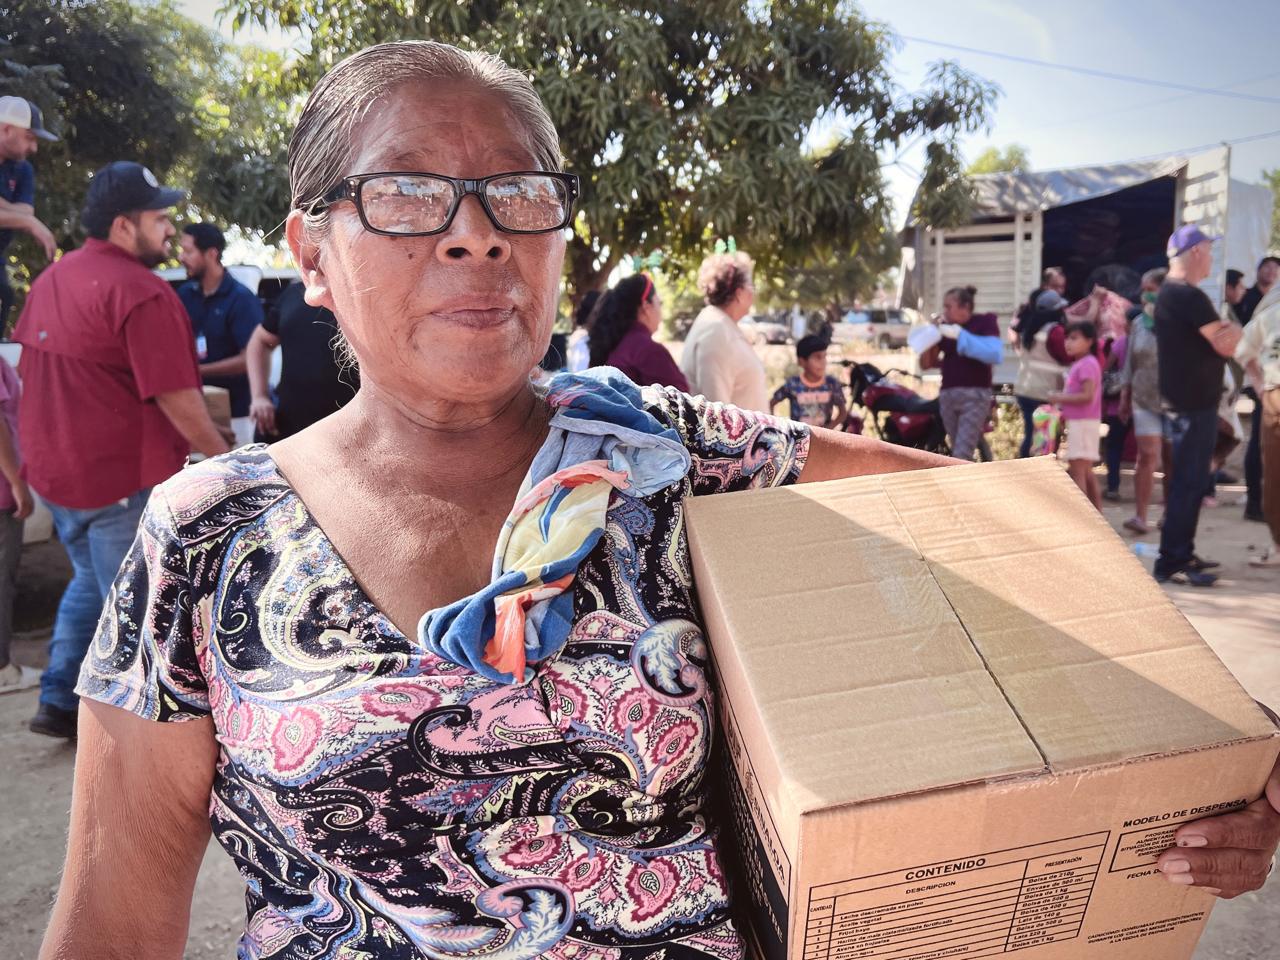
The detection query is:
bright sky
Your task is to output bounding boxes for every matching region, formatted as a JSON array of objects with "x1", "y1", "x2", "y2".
[
  {"x1": 860, "y1": 0, "x2": 1280, "y2": 225},
  {"x1": 179, "y1": 0, "x2": 1280, "y2": 232}
]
